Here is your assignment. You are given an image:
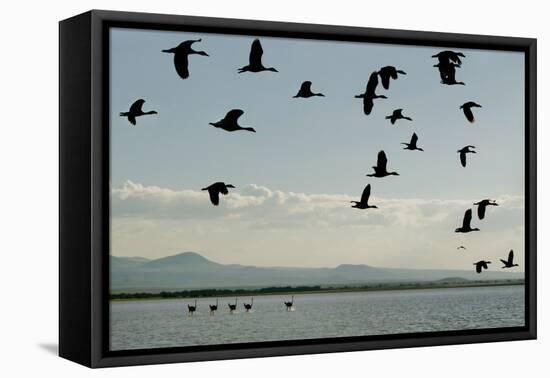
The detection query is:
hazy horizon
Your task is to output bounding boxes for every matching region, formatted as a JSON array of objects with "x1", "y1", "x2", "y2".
[{"x1": 110, "y1": 28, "x2": 525, "y2": 273}]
